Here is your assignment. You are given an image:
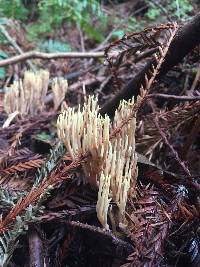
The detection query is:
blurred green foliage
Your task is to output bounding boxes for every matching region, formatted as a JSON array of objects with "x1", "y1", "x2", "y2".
[
  {"x1": 0, "y1": 0, "x2": 28, "y2": 20},
  {"x1": 0, "y1": 0, "x2": 194, "y2": 47},
  {"x1": 170, "y1": 0, "x2": 193, "y2": 19},
  {"x1": 146, "y1": 0, "x2": 193, "y2": 21},
  {"x1": 39, "y1": 39, "x2": 72, "y2": 53},
  {"x1": 118, "y1": 0, "x2": 193, "y2": 38},
  {"x1": 0, "y1": 0, "x2": 107, "y2": 43}
]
